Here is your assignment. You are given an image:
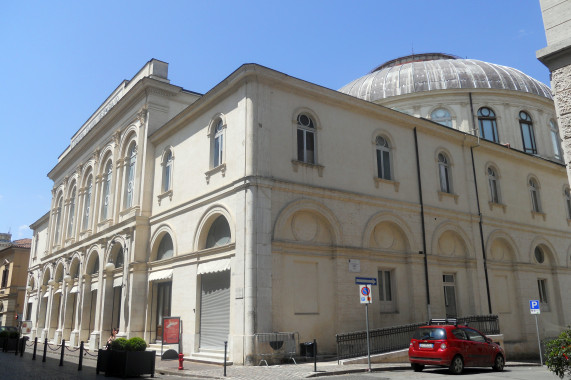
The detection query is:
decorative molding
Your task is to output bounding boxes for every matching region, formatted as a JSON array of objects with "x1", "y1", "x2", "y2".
[
  {"x1": 531, "y1": 211, "x2": 546, "y2": 221},
  {"x1": 438, "y1": 191, "x2": 459, "y2": 204},
  {"x1": 205, "y1": 164, "x2": 227, "y2": 184},
  {"x1": 291, "y1": 160, "x2": 324, "y2": 177},
  {"x1": 488, "y1": 202, "x2": 507, "y2": 213},
  {"x1": 157, "y1": 190, "x2": 173, "y2": 205},
  {"x1": 373, "y1": 177, "x2": 400, "y2": 192}
]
